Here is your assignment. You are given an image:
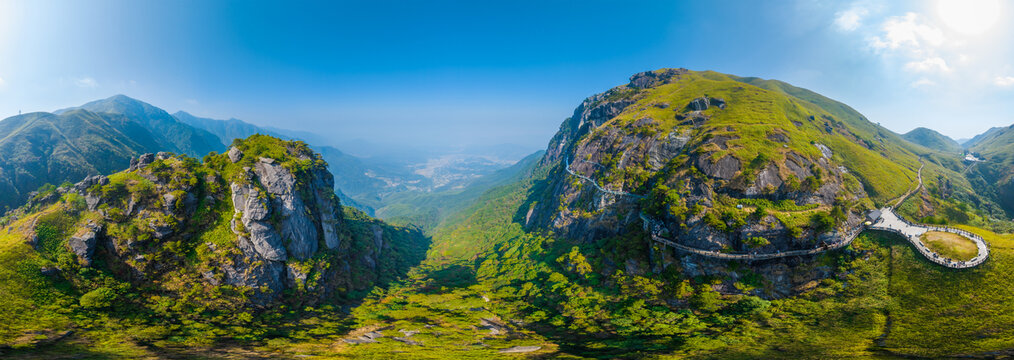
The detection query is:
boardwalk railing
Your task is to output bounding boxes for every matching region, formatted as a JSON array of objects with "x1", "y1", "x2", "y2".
[
  {"x1": 868, "y1": 214, "x2": 989, "y2": 268},
  {"x1": 565, "y1": 154, "x2": 988, "y2": 268},
  {"x1": 564, "y1": 156, "x2": 644, "y2": 199}
]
